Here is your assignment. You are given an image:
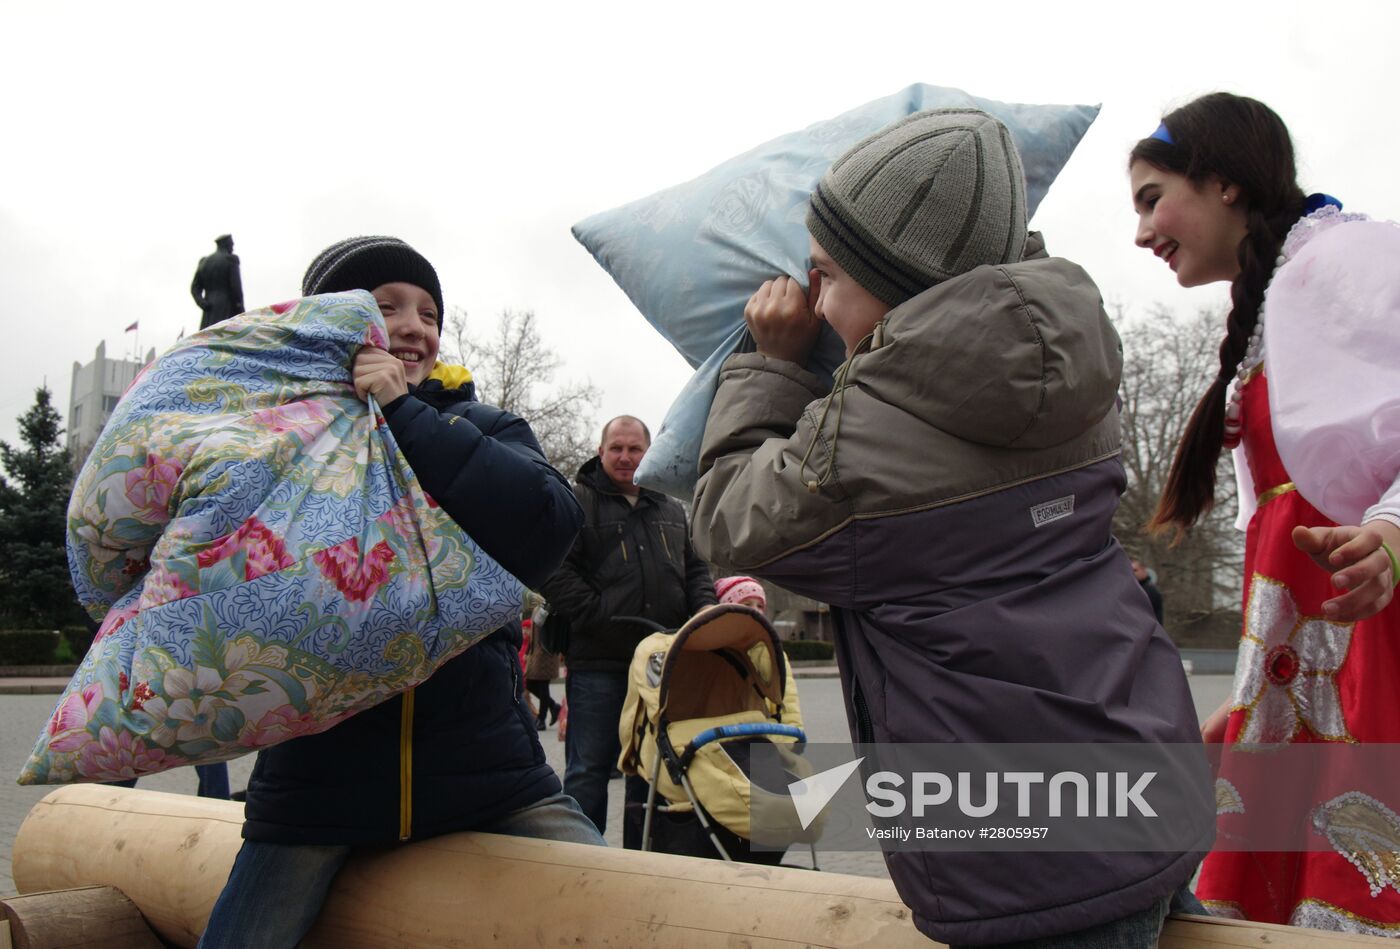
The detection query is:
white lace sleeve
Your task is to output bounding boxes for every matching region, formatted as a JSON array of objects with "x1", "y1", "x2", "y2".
[
  {"x1": 1233, "y1": 442, "x2": 1256, "y2": 532},
  {"x1": 1265, "y1": 215, "x2": 1400, "y2": 527}
]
